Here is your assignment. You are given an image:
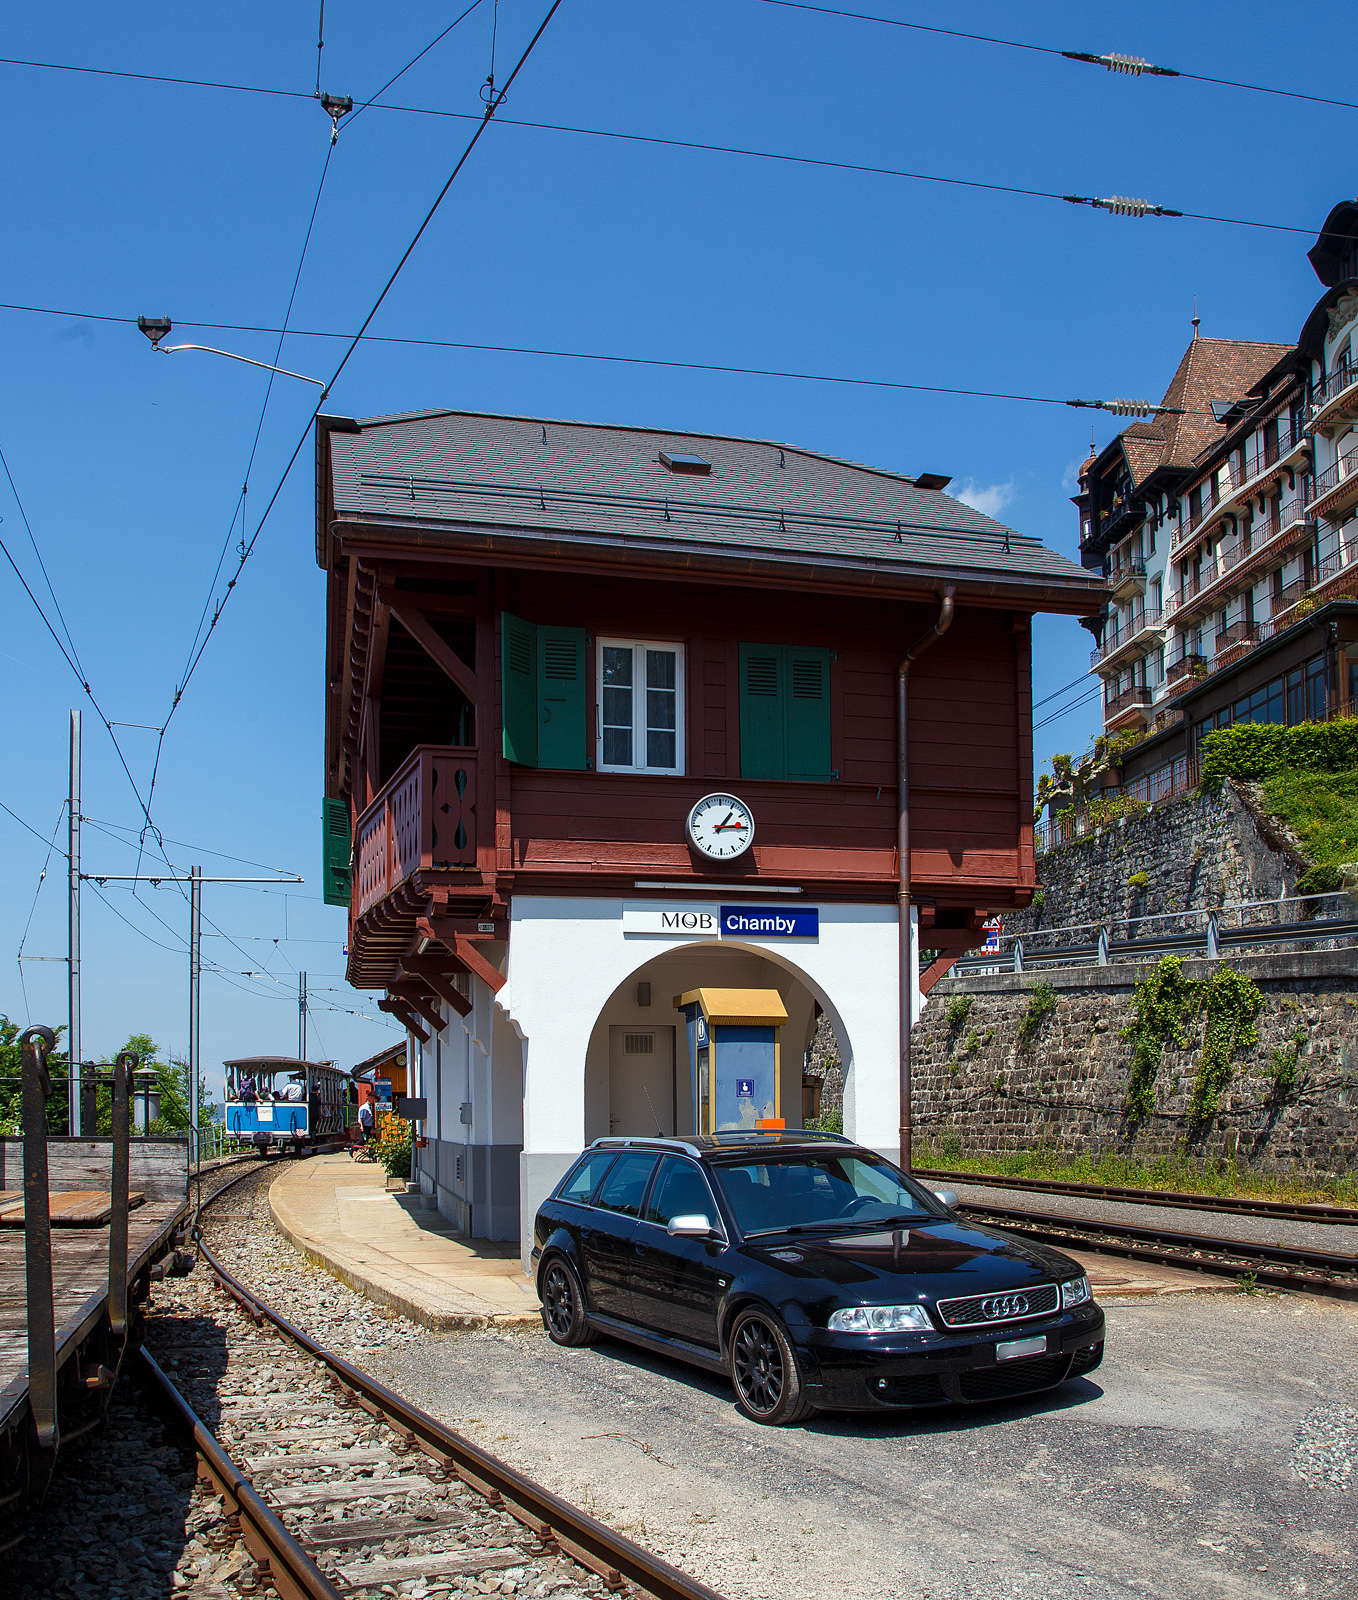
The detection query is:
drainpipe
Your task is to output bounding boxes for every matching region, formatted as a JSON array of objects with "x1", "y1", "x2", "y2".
[{"x1": 898, "y1": 586, "x2": 956, "y2": 1174}]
